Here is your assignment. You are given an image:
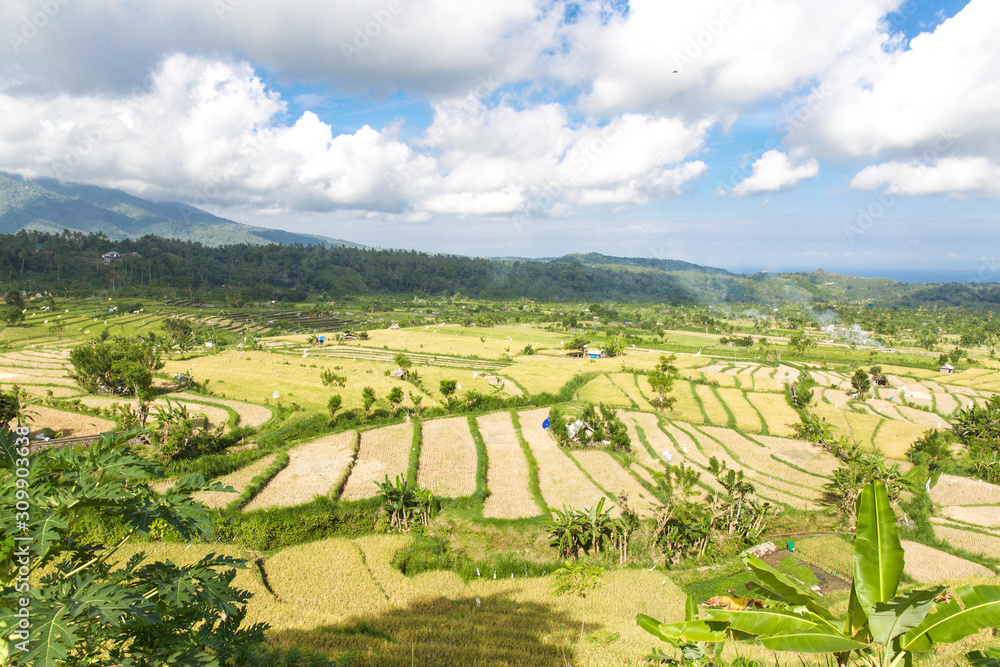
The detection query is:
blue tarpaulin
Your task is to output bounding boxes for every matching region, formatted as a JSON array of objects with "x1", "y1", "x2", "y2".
[{"x1": 542, "y1": 418, "x2": 551, "y2": 429}]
